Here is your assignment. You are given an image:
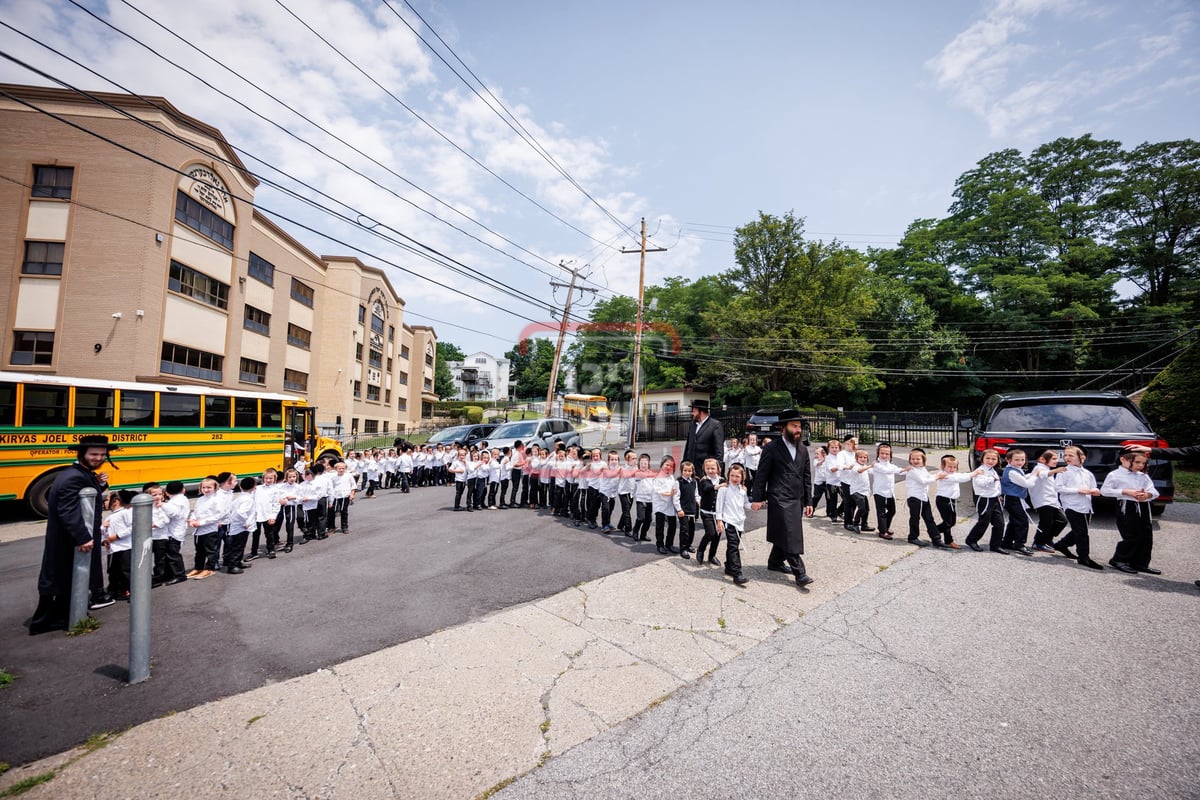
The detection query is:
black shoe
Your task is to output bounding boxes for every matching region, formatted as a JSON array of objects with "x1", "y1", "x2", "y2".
[
  {"x1": 708, "y1": 557, "x2": 721, "y2": 567},
  {"x1": 466, "y1": 507, "x2": 474, "y2": 512},
  {"x1": 860, "y1": 526, "x2": 875, "y2": 532},
  {"x1": 767, "y1": 564, "x2": 794, "y2": 574},
  {"x1": 588, "y1": 522, "x2": 598, "y2": 529},
  {"x1": 907, "y1": 539, "x2": 929, "y2": 548},
  {"x1": 795, "y1": 573, "x2": 815, "y2": 587},
  {"x1": 967, "y1": 542, "x2": 984, "y2": 552},
  {"x1": 152, "y1": 581, "x2": 165, "y2": 589},
  {"x1": 283, "y1": 545, "x2": 294, "y2": 553},
  {"x1": 239, "y1": 561, "x2": 253, "y2": 568},
  {"x1": 990, "y1": 547, "x2": 1010, "y2": 555},
  {"x1": 681, "y1": 550, "x2": 691, "y2": 559},
  {"x1": 1078, "y1": 558, "x2": 1104, "y2": 570},
  {"x1": 1014, "y1": 546, "x2": 1034, "y2": 556},
  {"x1": 299, "y1": 536, "x2": 311, "y2": 544},
  {"x1": 657, "y1": 546, "x2": 669, "y2": 555},
  {"x1": 1109, "y1": 561, "x2": 1137, "y2": 574},
  {"x1": 1053, "y1": 544, "x2": 1077, "y2": 559},
  {"x1": 845, "y1": 524, "x2": 860, "y2": 533},
  {"x1": 166, "y1": 576, "x2": 189, "y2": 585},
  {"x1": 227, "y1": 566, "x2": 244, "y2": 574},
  {"x1": 89, "y1": 594, "x2": 116, "y2": 610},
  {"x1": 1135, "y1": 566, "x2": 1163, "y2": 575},
  {"x1": 266, "y1": 551, "x2": 277, "y2": 560},
  {"x1": 639, "y1": 535, "x2": 650, "y2": 542},
  {"x1": 668, "y1": 547, "x2": 680, "y2": 554},
  {"x1": 246, "y1": 553, "x2": 259, "y2": 562},
  {"x1": 1194, "y1": 580, "x2": 1200, "y2": 589},
  {"x1": 733, "y1": 574, "x2": 749, "y2": 586}
]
